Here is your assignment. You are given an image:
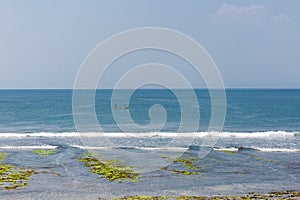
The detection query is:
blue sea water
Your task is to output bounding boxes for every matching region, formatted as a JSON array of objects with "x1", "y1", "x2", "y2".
[
  {"x1": 0, "y1": 89, "x2": 299, "y2": 133},
  {"x1": 0, "y1": 89, "x2": 299, "y2": 199}
]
